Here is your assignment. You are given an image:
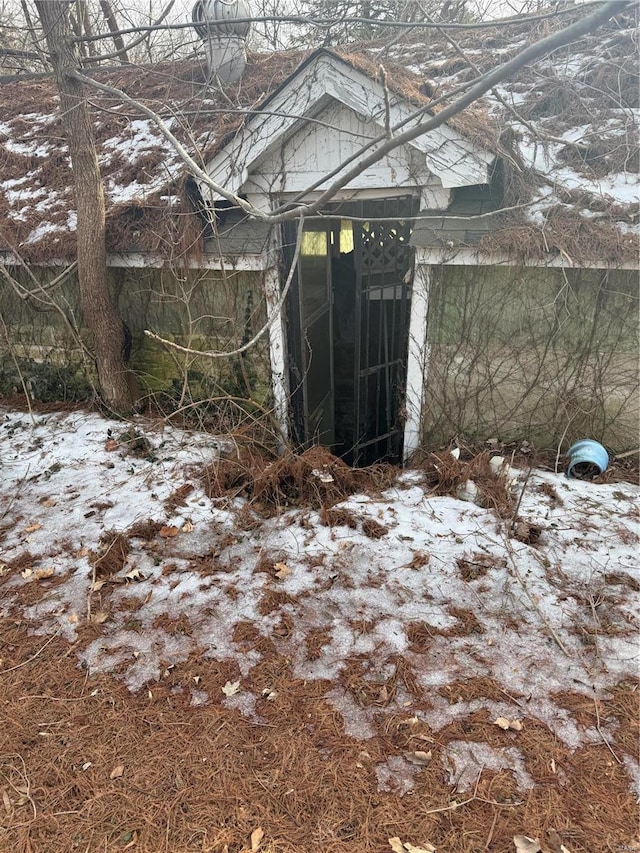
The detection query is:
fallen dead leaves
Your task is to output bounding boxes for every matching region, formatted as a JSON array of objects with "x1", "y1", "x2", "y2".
[
  {"x1": 158, "y1": 520, "x2": 195, "y2": 538},
  {"x1": 250, "y1": 826, "x2": 264, "y2": 851},
  {"x1": 221, "y1": 679, "x2": 241, "y2": 697},
  {"x1": 514, "y1": 837, "x2": 542, "y2": 853},
  {"x1": 403, "y1": 750, "x2": 432, "y2": 766},
  {"x1": 20, "y1": 565, "x2": 55, "y2": 581},
  {"x1": 90, "y1": 610, "x2": 109, "y2": 625},
  {"x1": 495, "y1": 716, "x2": 524, "y2": 731},
  {"x1": 513, "y1": 833, "x2": 573, "y2": 853},
  {"x1": 273, "y1": 561, "x2": 291, "y2": 580}
]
